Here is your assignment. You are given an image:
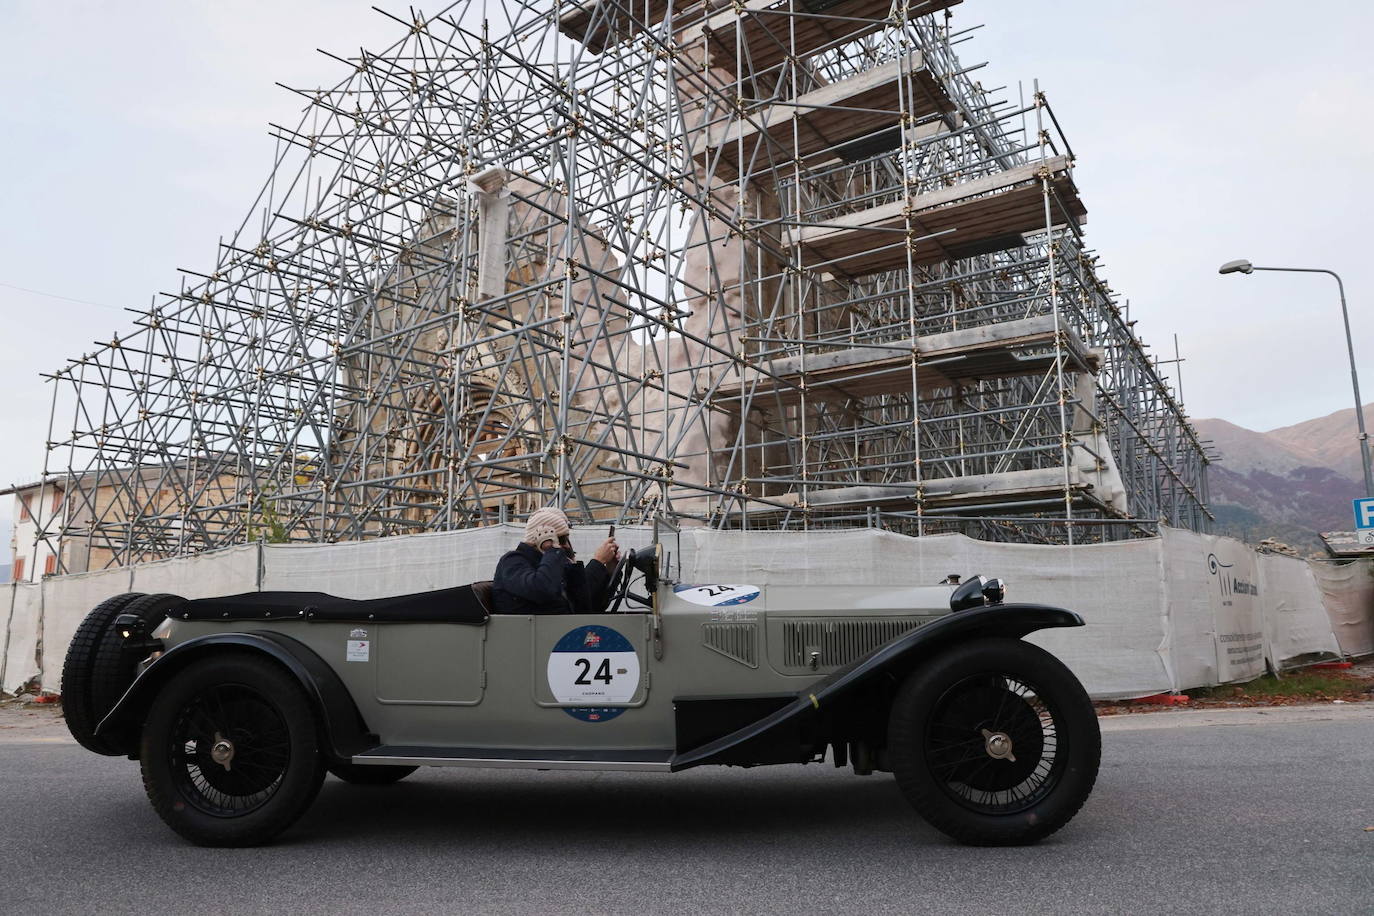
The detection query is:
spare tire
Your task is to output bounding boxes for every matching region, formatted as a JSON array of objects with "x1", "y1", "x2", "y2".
[
  {"x1": 88, "y1": 592, "x2": 186, "y2": 749},
  {"x1": 62, "y1": 592, "x2": 146, "y2": 754}
]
